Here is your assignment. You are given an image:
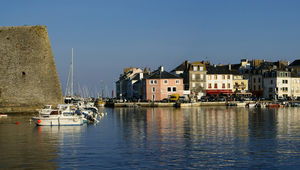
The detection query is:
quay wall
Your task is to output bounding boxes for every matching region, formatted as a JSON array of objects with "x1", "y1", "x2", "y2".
[{"x1": 0, "y1": 26, "x2": 63, "y2": 113}]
